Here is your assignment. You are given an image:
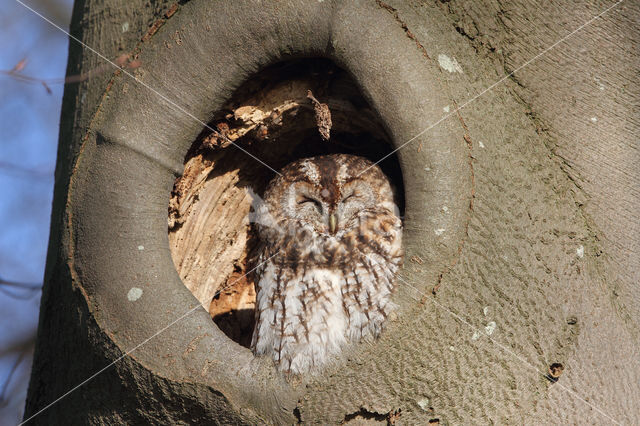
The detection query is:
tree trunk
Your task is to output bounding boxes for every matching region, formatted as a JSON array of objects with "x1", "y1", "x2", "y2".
[{"x1": 25, "y1": 0, "x2": 639, "y2": 424}]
